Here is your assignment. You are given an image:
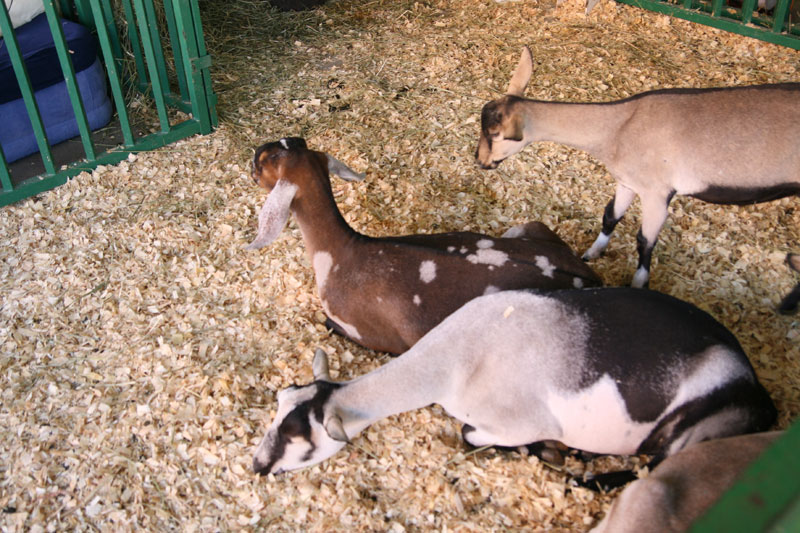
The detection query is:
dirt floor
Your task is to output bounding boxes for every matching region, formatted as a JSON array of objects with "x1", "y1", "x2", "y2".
[{"x1": 1, "y1": 0, "x2": 799, "y2": 531}]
